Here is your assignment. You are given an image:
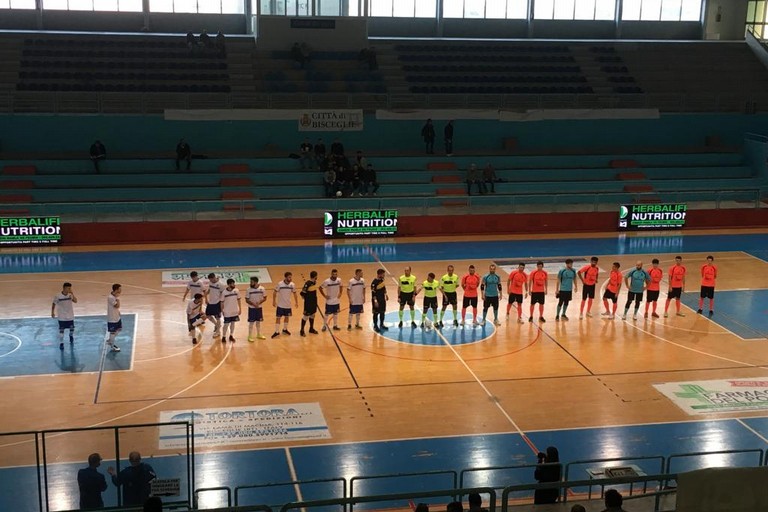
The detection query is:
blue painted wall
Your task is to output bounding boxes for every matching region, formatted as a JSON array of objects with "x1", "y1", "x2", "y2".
[{"x1": 2, "y1": 114, "x2": 768, "y2": 154}]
